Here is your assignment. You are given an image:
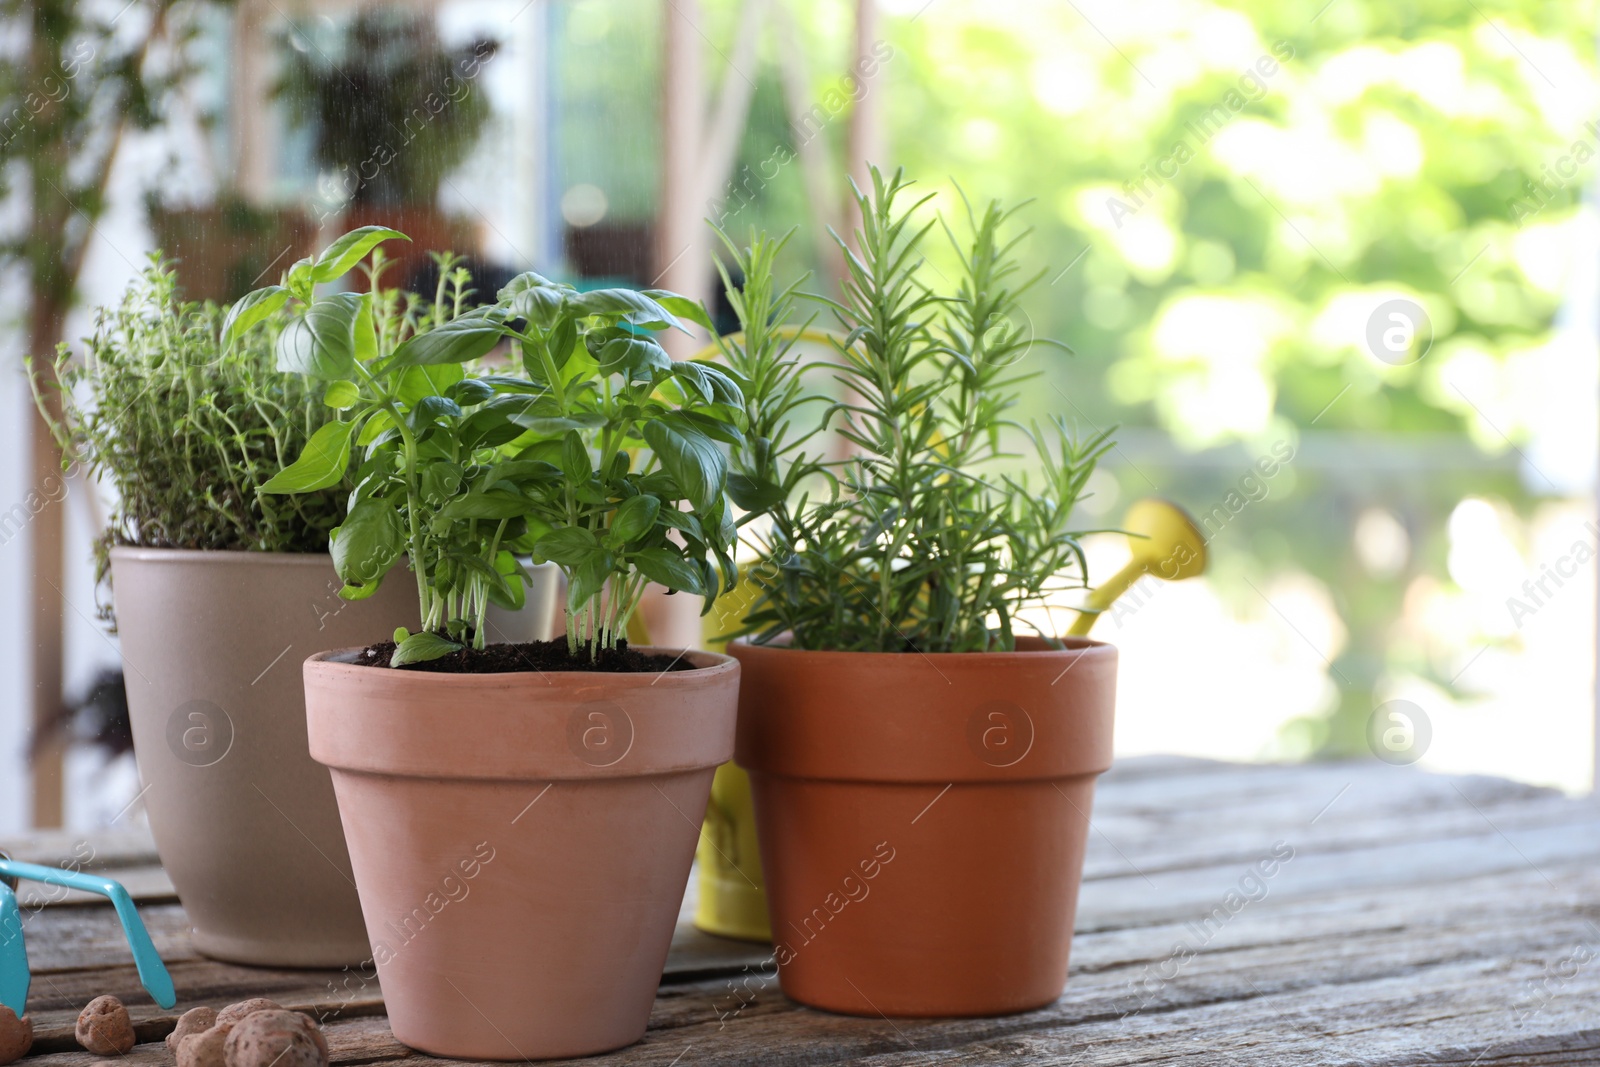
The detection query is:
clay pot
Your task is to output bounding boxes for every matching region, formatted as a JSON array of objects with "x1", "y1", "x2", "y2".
[
  {"x1": 731, "y1": 636, "x2": 1117, "y2": 1017},
  {"x1": 304, "y1": 647, "x2": 739, "y2": 1060},
  {"x1": 111, "y1": 548, "x2": 416, "y2": 967}
]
